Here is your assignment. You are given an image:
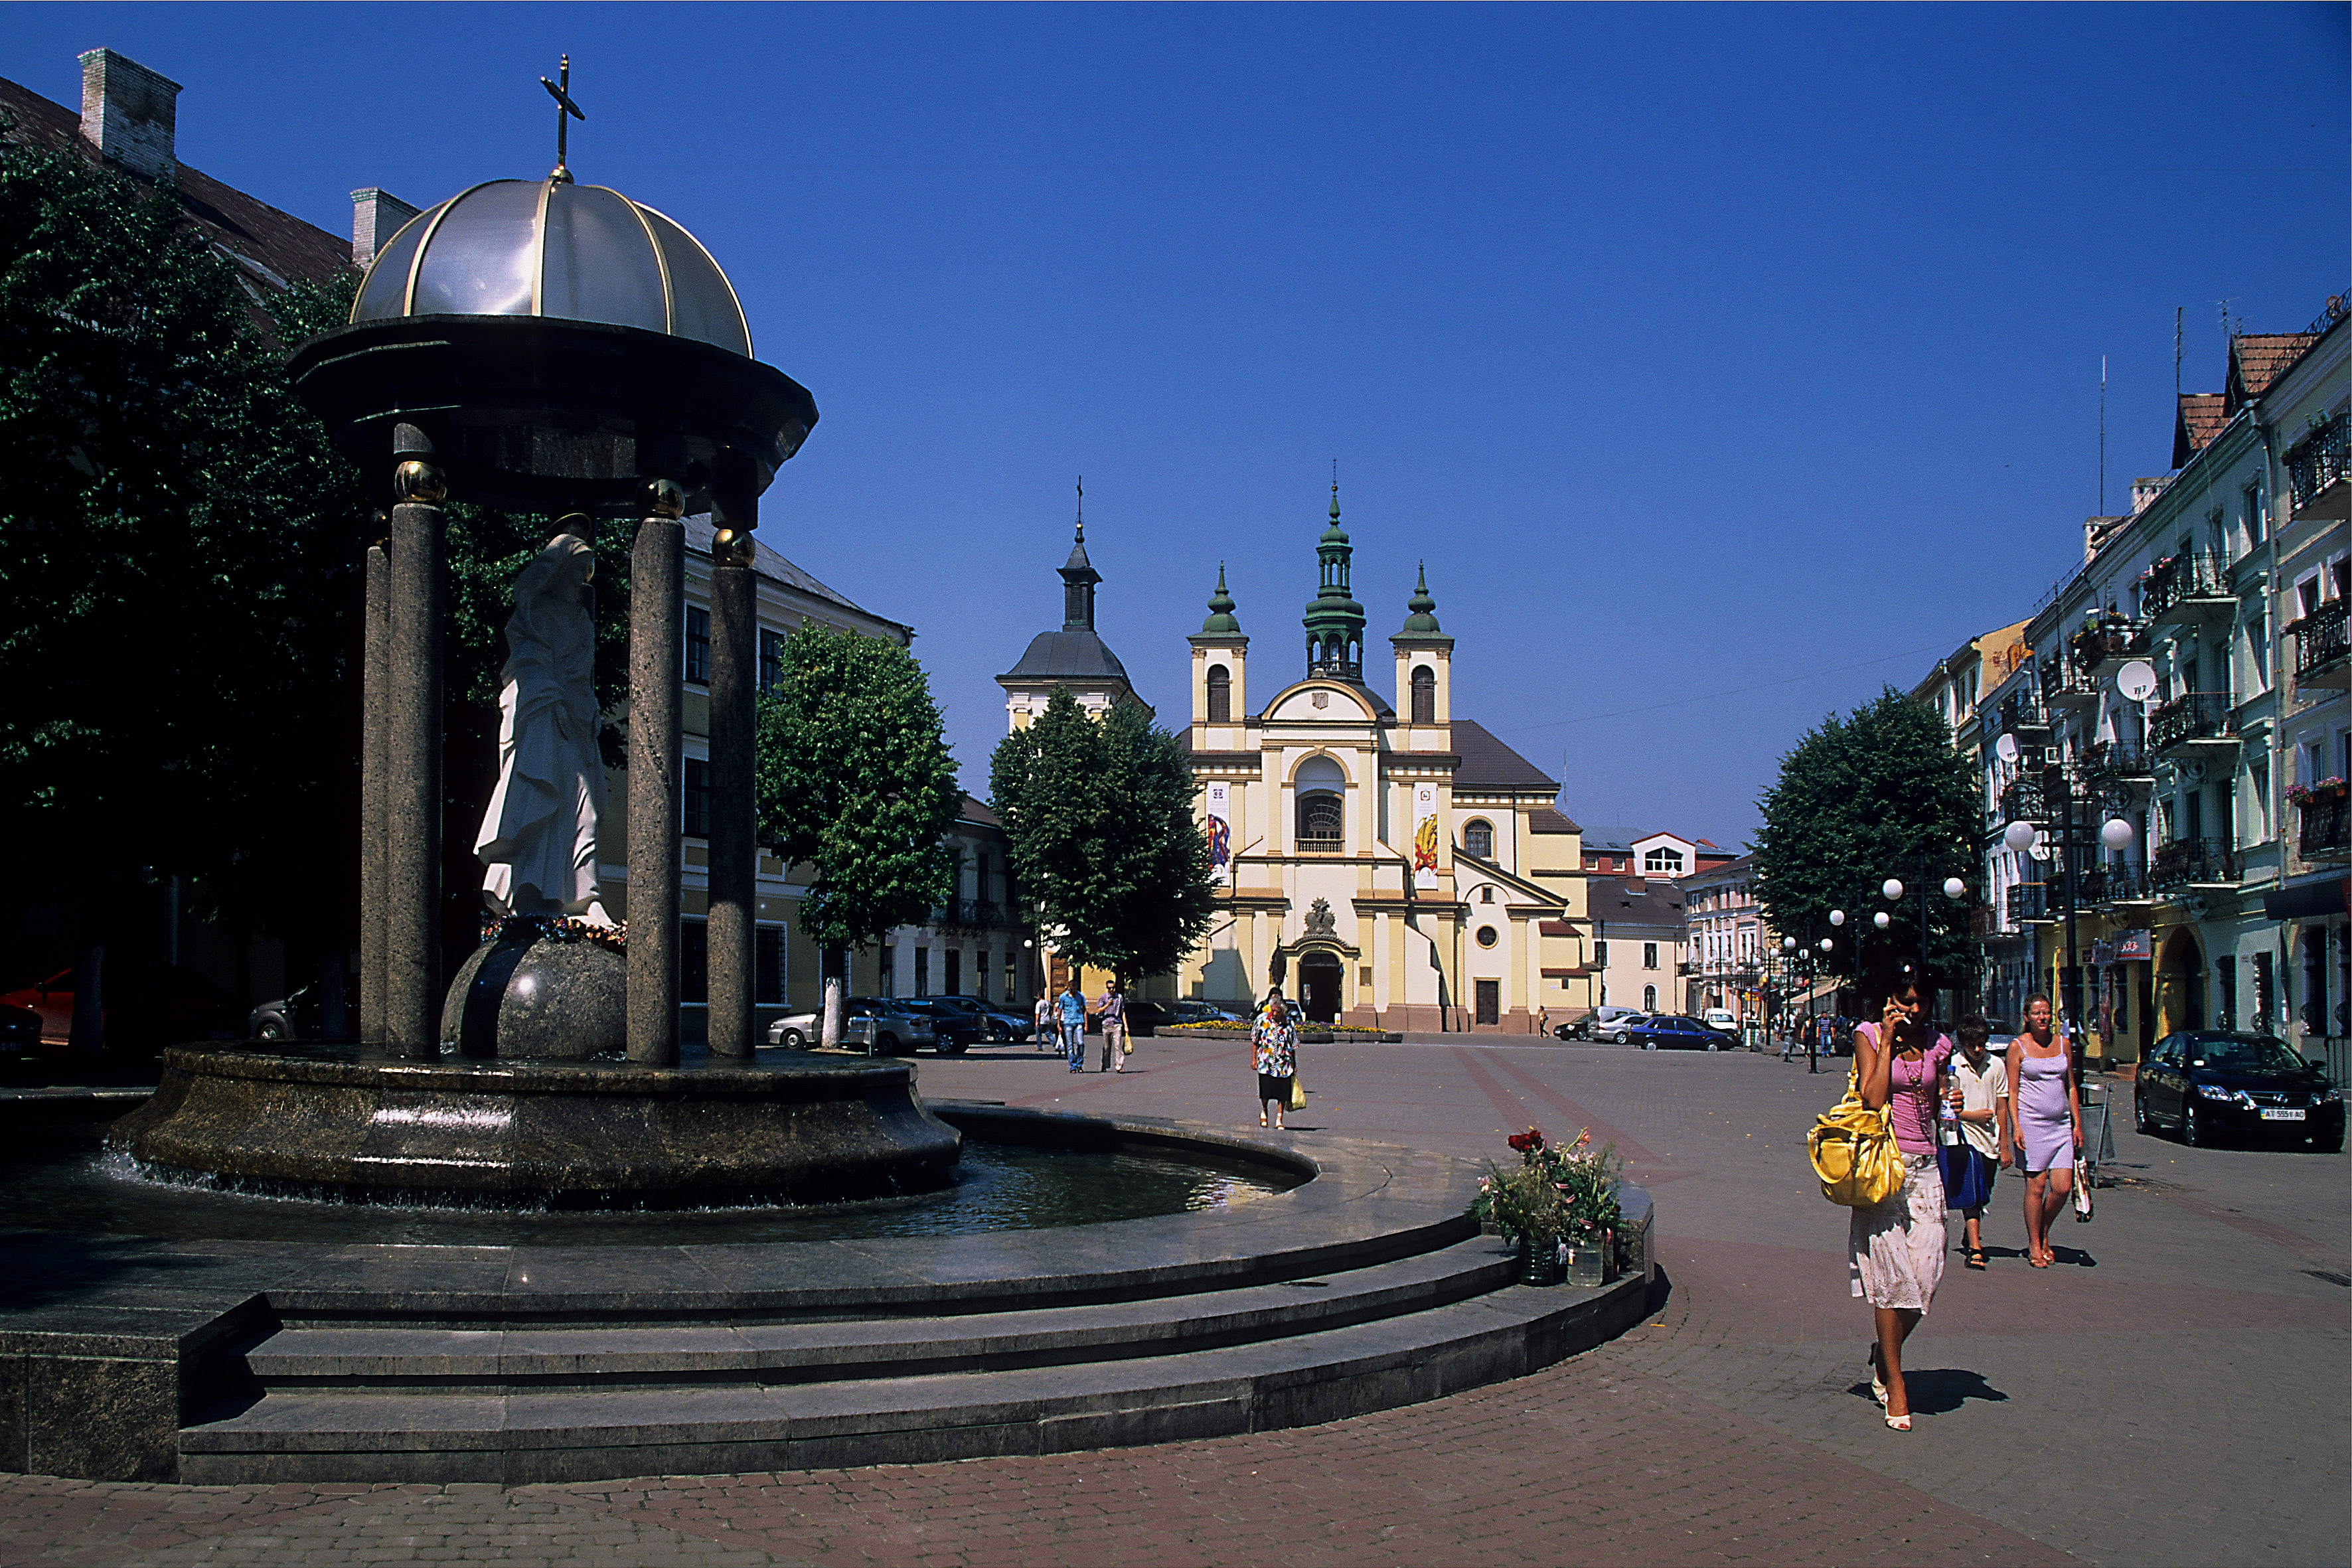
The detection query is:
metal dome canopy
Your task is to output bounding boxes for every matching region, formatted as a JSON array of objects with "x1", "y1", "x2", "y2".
[
  {"x1": 351, "y1": 179, "x2": 753, "y2": 356},
  {"x1": 290, "y1": 175, "x2": 815, "y2": 515}
]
